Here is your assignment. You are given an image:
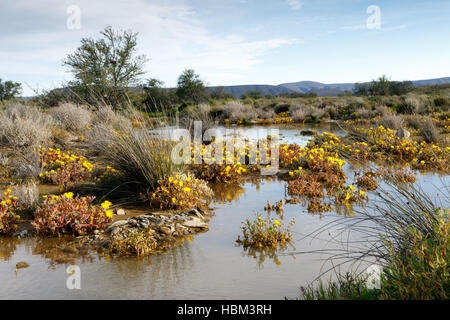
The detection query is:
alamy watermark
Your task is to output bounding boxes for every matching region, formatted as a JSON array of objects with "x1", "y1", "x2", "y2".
[
  {"x1": 365, "y1": 264, "x2": 382, "y2": 289},
  {"x1": 66, "y1": 5, "x2": 81, "y2": 30},
  {"x1": 366, "y1": 5, "x2": 381, "y2": 30},
  {"x1": 66, "y1": 265, "x2": 81, "y2": 290}
]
